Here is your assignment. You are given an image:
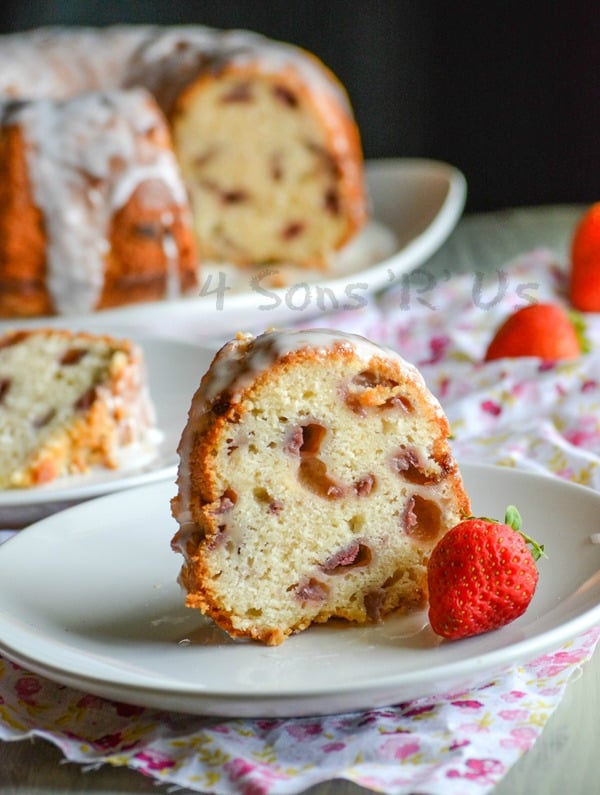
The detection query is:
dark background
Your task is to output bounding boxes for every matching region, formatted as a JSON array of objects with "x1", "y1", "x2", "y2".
[{"x1": 0, "y1": 1, "x2": 597, "y2": 214}]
